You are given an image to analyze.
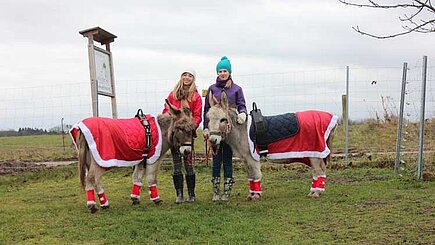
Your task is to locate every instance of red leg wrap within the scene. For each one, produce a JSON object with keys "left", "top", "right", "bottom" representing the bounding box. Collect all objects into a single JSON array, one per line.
[
  {"left": 149, "top": 184, "right": 160, "bottom": 200},
  {"left": 249, "top": 179, "right": 255, "bottom": 193},
  {"left": 98, "top": 192, "right": 109, "bottom": 206},
  {"left": 249, "top": 179, "right": 262, "bottom": 194},
  {"left": 311, "top": 175, "right": 326, "bottom": 192},
  {"left": 311, "top": 177, "right": 317, "bottom": 189},
  {"left": 86, "top": 189, "right": 96, "bottom": 205},
  {"left": 317, "top": 176, "right": 326, "bottom": 190},
  {"left": 131, "top": 184, "right": 141, "bottom": 197}
]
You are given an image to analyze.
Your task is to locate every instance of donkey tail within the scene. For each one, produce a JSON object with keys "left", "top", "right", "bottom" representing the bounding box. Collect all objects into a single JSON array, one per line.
[
  {"left": 325, "top": 125, "right": 337, "bottom": 165},
  {"left": 77, "top": 130, "right": 89, "bottom": 190}
]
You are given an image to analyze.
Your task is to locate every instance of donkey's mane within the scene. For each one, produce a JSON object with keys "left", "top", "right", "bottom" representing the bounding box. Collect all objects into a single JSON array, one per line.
[
  {"left": 209, "top": 104, "right": 238, "bottom": 123},
  {"left": 157, "top": 114, "right": 172, "bottom": 129},
  {"left": 227, "top": 108, "right": 238, "bottom": 123}
]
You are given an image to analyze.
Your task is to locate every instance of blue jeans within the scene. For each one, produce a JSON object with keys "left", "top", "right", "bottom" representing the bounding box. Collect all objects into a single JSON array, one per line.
[{"left": 212, "top": 142, "right": 233, "bottom": 178}]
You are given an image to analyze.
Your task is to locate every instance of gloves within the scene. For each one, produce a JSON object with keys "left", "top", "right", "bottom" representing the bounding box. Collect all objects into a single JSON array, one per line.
[
  {"left": 203, "top": 128, "right": 210, "bottom": 139},
  {"left": 237, "top": 112, "right": 247, "bottom": 124}
]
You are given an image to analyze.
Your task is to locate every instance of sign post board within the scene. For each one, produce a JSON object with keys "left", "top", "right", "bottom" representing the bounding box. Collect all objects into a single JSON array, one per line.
[{"left": 79, "top": 27, "right": 118, "bottom": 118}]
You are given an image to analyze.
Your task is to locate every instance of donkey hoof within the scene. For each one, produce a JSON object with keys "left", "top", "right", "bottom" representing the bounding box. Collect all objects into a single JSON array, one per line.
[
  {"left": 88, "top": 205, "right": 99, "bottom": 213},
  {"left": 247, "top": 193, "right": 261, "bottom": 201},
  {"left": 153, "top": 199, "right": 163, "bottom": 206},
  {"left": 131, "top": 197, "right": 140, "bottom": 205},
  {"left": 101, "top": 204, "right": 110, "bottom": 209},
  {"left": 310, "top": 192, "right": 321, "bottom": 198}
]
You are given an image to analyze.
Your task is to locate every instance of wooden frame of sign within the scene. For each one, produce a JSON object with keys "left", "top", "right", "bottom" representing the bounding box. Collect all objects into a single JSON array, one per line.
[{"left": 79, "top": 27, "right": 118, "bottom": 118}]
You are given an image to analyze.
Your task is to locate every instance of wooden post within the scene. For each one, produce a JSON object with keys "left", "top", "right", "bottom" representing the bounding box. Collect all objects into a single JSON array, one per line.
[
  {"left": 79, "top": 27, "right": 118, "bottom": 118},
  {"left": 341, "top": 94, "right": 347, "bottom": 124}
]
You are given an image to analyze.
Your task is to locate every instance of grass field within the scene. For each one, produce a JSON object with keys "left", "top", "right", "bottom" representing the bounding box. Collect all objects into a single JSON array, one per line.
[
  {"left": 0, "top": 121, "right": 434, "bottom": 244},
  {"left": 1, "top": 163, "right": 434, "bottom": 244}
]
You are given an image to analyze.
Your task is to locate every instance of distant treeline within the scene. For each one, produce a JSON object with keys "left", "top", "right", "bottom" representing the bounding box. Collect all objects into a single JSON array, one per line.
[{"left": 0, "top": 125, "right": 72, "bottom": 137}]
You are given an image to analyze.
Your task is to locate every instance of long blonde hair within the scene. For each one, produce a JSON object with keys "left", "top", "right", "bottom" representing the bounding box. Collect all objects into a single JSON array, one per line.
[{"left": 172, "top": 76, "right": 197, "bottom": 101}]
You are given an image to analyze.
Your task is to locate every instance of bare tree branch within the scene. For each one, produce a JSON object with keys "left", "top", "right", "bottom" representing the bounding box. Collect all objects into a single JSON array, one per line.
[{"left": 339, "top": 0, "right": 435, "bottom": 38}]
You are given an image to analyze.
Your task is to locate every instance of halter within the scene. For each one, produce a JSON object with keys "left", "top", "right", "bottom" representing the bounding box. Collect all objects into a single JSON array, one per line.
[
  {"left": 207, "top": 116, "right": 233, "bottom": 156},
  {"left": 210, "top": 117, "right": 232, "bottom": 138}
]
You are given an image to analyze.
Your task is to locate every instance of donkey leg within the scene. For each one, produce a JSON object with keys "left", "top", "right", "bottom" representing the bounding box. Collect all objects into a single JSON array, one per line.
[
  {"left": 131, "top": 164, "right": 146, "bottom": 205},
  {"left": 85, "top": 162, "right": 99, "bottom": 213},
  {"left": 145, "top": 161, "right": 163, "bottom": 205},
  {"left": 309, "top": 158, "right": 326, "bottom": 198},
  {"left": 93, "top": 164, "right": 109, "bottom": 209},
  {"left": 245, "top": 159, "right": 263, "bottom": 201}
]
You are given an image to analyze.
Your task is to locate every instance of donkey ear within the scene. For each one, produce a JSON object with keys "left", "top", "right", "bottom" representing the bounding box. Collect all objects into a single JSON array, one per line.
[
  {"left": 221, "top": 90, "right": 229, "bottom": 109},
  {"left": 180, "top": 99, "right": 190, "bottom": 110},
  {"left": 165, "top": 99, "right": 181, "bottom": 116},
  {"left": 208, "top": 90, "right": 218, "bottom": 107}
]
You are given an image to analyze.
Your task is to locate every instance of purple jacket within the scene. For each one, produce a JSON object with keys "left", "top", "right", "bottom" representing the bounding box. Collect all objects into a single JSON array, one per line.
[{"left": 203, "top": 78, "right": 247, "bottom": 129}]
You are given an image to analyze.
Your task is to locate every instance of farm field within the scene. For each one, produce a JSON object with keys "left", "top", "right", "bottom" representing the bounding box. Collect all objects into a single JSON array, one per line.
[
  {"left": 1, "top": 163, "right": 434, "bottom": 244},
  {"left": 0, "top": 121, "right": 434, "bottom": 244},
  {"left": 1, "top": 122, "right": 434, "bottom": 178}
]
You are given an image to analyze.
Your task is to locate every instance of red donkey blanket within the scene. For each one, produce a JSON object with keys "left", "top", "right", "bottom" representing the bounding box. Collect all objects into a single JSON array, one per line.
[
  {"left": 69, "top": 115, "right": 162, "bottom": 167},
  {"left": 248, "top": 110, "right": 338, "bottom": 161}
]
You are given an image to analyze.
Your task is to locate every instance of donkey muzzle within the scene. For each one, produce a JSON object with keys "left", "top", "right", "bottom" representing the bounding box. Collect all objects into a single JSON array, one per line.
[{"left": 180, "top": 143, "right": 192, "bottom": 154}]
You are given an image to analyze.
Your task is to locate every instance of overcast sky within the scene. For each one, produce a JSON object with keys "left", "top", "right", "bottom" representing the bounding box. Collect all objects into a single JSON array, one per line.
[{"left": 0, "top": 0, "right": 434, "bottom": 129}]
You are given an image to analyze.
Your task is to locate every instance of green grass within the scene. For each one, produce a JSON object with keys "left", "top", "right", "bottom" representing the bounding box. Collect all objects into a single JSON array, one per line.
[
  {"left": 1, "top": 164, "right": 434, "bottom": 244},
  {"left": 0, "top": 135, "right": 76, "bottom": 162}
]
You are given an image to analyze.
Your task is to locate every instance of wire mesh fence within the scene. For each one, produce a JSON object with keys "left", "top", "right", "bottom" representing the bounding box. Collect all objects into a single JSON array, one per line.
[{"left": 0, "top": 59, "right": 434, "bottom": 176}]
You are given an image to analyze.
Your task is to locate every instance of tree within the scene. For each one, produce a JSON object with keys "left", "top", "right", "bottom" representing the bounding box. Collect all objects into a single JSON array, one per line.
[{"left": 339, "top": 0, "right": 435, "bottom": 38}]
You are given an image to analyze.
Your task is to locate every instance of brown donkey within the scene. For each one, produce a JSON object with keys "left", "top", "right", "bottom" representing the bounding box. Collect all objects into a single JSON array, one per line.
[{"left": 70, "top": 100, "right": 196, "bottom": 213}]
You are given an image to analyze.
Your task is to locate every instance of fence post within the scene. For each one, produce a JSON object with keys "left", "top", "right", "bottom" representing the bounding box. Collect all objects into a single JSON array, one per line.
[
  {"left": 395, "top": 62, "right": 407, "bottom": 175},
  {"left": 417, "top": 56, "right": 428, "bottom": 180},
  {"left": 61, "top": 117, "right": 65, "bottom": 152},
  {"left": 344, "top": 66, "right": 349, "bottom": 166}
]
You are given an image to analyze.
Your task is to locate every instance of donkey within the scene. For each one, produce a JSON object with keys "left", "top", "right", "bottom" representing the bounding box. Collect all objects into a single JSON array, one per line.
[
  {"left": 206, "top": 91, "right": 338, "bottom": 200},
  {"left": 70, "top": 100, "right": 196, "bottom": 213}
]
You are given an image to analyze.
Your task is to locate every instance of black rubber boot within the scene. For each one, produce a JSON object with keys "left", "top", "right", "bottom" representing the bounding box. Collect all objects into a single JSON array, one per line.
[
  {"left": 172, "top": 174, "right": 184, "bottom": 204},
  {"left": 186, "top": 174, "right": 196, "bottom": 202}
]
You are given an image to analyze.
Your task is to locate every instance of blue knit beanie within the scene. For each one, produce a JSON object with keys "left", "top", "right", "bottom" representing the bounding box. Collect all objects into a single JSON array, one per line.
[{"left": 216, "top": 56, "right": 232, "bottom": 74}]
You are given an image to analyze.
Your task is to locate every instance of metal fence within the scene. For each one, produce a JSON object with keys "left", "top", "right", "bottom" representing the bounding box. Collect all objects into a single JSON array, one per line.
[{"left": 1, "top": 58, "right": 434, "bottom": 176}]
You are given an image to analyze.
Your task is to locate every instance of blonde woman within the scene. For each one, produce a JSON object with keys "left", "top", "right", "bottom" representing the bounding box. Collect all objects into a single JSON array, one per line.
[{"left": 163, "top": 69, "right": 202, "bottom": 204}]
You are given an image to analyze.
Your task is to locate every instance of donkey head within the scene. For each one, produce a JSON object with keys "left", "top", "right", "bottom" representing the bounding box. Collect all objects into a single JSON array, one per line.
[
  {"left": 165, "top": 99, "right": 196, "bottom": 154},
  {"left": 206, "top": 90, "right": 236, "bottom": 150}
]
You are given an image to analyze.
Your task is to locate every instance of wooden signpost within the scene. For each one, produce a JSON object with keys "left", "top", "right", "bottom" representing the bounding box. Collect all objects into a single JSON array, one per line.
[{"left": 79, "top": 27, "right": 118, "bottom": 118}]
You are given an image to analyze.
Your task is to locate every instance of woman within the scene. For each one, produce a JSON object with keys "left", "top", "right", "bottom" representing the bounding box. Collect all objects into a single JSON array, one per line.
[
  {"left": 163, "top": 69, "right": 202, "bottom": 204},
  {"left": 203, "top": 56, "right": 247, "bottom": 201}
]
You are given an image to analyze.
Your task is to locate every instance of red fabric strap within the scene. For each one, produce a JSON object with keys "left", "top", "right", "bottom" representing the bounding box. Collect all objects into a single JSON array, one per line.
[
  {"left": 149, "top": 185, "right": 160, "bottom": 200},
  {"left": 317, "top": 176, "right": 326, "bottom": 189},
  {"left": 311, "top": 175, "right": 326, "bottom": 190},
  {"left": 249, "top": 179, "right": 262, "bottom": 193},
  {"left": 132, "top": 184, "right": 141, "bottom": 196},
  {"left": 98, "top": 192, "right": 108, "bottom": 205},
  {"left": 86, "top": 189, "right": 95, "bottom": 202}
]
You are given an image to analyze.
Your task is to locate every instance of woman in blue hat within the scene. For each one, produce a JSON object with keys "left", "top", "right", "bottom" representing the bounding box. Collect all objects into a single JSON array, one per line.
[{"left": 203, "top": 56, "right": 247, "bottom": 201}]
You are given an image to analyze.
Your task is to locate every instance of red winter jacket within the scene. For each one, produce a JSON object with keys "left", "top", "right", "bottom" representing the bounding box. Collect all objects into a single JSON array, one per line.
[{"left": 162, "top": 90, "right": 203, "bottom": 128}]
